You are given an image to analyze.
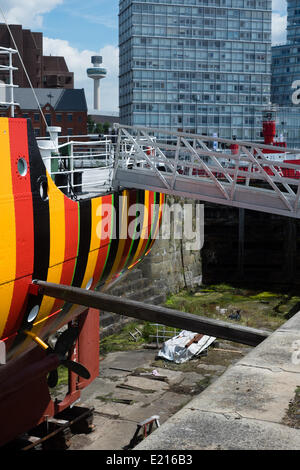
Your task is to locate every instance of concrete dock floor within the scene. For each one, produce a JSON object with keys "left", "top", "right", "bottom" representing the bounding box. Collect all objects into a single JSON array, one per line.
[
  {"left": 63, "top": 312, "right": 300, "bottom": 451},
  {"left": 135, "top": 312, "right": 300, "bottom": 450},
  {"left": 67, "top": 342, "right": 251, "bottom": 450}
]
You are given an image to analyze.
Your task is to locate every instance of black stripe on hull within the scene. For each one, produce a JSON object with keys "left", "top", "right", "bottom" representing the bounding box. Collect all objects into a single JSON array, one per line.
[
  {"left": 144, "top": 192, "right": 159, "bottom": 254},
  {"left": 47, "top": 197, "right": 93, "bottom": 326},
  {"left": 13, "top": 120, "right": 51, "bottom": 344},
  {"left": 124, "top": 189, "right": 144, "bottom": 269},
  {"left": 100, "top": 190, "right": 120, "bottom": 282},
  {"left": 72, "top": 199, "right": 92, "bottom": 288}
]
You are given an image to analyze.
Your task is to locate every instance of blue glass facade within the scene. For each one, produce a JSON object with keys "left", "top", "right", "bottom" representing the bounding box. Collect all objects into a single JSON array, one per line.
[
  {"left": 272, "top": 1, "right": 300, "bottom": 106},
  {"left": 119, "top": 0, "right": 272, "bottom": 140},
  {"left": 276, "top": 106, "right": 300, "bottom": 148},
  {"left": 287, "top": 0, "right": 300, "bottom": 44}
]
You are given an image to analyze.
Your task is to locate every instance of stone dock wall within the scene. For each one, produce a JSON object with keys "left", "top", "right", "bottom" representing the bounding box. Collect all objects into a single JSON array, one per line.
[
  {"left": 101, "top": 196, "right": 202, "bottom": 337},
  {"left": 202, "top": 203, "right": 300, "bottom": 287},
  {"left": 101, "top": 198, "right": 300, "bottom": 337}
]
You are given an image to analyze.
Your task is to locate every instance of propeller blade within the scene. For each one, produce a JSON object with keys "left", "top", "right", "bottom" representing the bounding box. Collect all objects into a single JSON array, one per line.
[
  {"left": 45, "top": 328, "right": 90, "bottom": 389},
  {"left": 47, "top": 369, "right": 59, "bottom": 388},
  {"left": 61, "top": 359, "right": 91, "bottom": 380},
  {"left": 54, "top": 327, "right": 79, "bottom": 358}
]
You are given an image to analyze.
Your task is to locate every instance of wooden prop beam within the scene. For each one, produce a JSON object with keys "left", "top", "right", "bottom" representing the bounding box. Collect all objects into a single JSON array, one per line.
[{"left": 34, "top": 281, "right": 270, "bottom": 347}]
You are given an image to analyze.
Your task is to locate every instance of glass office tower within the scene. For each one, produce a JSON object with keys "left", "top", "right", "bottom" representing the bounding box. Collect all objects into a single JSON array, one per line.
[
  {"left": 271, "top": 1, "right": 300, "bottom": 147},
  {"left": 272, "top": 0, "right": 300, "bottom": 106},
  {"left": 119, "top": 0, "right": 272, "bottom": 140},
  {"left": 287, "top": 0, "right": 300, "bottom": 44}
]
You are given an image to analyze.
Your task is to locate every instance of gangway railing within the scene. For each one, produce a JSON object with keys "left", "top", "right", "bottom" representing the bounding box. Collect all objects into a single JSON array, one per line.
[{"left": 113, "top": 124, "right": 300, "bottom": 219}]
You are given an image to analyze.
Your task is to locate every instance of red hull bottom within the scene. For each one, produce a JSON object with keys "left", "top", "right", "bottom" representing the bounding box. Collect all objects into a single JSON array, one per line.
[{"left": 0, "top": 308, "right": 99, "bottom": 447}]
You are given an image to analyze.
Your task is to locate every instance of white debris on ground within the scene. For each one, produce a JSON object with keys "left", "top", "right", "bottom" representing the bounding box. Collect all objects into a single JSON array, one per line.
[{"left": 157, "top": 330, "right": 216, "bottom": 364}]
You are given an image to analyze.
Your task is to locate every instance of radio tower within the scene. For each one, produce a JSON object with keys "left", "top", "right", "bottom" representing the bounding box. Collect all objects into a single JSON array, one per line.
[{"left": 87, "top": 56, "right": 107, "bottom": 110}]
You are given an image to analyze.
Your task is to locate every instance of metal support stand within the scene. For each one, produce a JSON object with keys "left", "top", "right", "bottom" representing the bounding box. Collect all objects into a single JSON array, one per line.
[
  {"left": 238, "top": 208, "right": 245, "bottom": 278},
  {"left": 125, "top": 415, "right": 160, "bottom": 449},
  {"left": 0, "top": 339, "right": 6, "bottom": 365},
  {"left": 0, "top": 307, "right": 100, "bottom": 447}
]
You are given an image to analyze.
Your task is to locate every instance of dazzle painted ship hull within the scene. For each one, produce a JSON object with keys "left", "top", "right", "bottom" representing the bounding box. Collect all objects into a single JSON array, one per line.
[{"left": 0, "top": 117, "right": 164, "bottom": 363}]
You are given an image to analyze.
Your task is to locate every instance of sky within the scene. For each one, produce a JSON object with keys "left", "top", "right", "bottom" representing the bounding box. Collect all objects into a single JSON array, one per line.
[{"left": 0, "top": 0, "right": 289, "bottom": 114}]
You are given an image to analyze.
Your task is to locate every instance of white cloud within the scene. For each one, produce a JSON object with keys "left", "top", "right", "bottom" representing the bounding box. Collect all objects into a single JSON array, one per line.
[
  {"left": 0, "top": 0, "right": 119, "bottom": 114},
  {"left": 43, "top": 37, "right": 119, "bottom": 113},
  {"left": 272, "top": 12, "right": 287, "bottom": 45},
  {"left": 0, "top": 0, "right": 63, "bottom": 28},
  {"left": 272, "top": 0, "right": 287, "bottom": 44}
]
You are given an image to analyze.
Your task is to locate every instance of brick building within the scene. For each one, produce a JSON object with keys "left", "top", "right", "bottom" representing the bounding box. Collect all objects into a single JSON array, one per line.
[
  {"left": 0, "top": 88, "right": 87, "bottom": 137},
  {"left": 0, "top": 24, "right": 73, "bottom": 89}
]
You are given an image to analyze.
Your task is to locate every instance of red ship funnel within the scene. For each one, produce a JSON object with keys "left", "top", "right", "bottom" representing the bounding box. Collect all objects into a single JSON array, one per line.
[
  {"left": 263, "top": 120, "right": 276, "bottom": 145},
  {"left": 230, "top": 143, "right": 239, "bottom": 155}
]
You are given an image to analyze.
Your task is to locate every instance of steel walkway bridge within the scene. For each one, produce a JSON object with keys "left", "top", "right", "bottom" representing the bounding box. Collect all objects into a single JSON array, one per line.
[
  {"left": 5, "top": 43, "right": 300, "bottom": 220},
  {"left": 112, "top": 124, "right": 300, "bottom": 219}
]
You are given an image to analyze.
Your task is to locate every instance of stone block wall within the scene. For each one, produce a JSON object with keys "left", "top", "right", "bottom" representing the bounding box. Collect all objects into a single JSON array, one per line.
[
  {"left": 202, "top": 203, "right": 299, "bottom": 287},
  {"left": 138, "top": 196, "right": 202, "bottom": 294}
]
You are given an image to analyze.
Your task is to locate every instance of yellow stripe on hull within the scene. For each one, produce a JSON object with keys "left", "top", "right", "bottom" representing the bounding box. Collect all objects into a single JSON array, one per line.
[
  {"left": 55, "top": 197, "right": 104, "bottom": 328},
  {"left": 19, "top": 175, "right": 66, "bottom": 354},
  {"left": 35, "top": 174, "right": 66, "bottom": 324},
  {"left": 0, "top": 119, "right": 16, "bottom": 337},
  {"left": 80, "top": 197, "right": 102, "bottom": 290},
  {"left": 131, "top": 190, "right": 150, "bottom": 264},
  {"left": 104, "top": 190, "right": 129, "bottom": 284}
]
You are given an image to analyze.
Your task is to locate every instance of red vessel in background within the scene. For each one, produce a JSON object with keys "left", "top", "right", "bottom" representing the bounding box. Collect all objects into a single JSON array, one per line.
[
  {"left": 191, "top": 108, "right": 300, "bottom": 181},
  {"left": 231, "top": 108, "right": 300, "bottom": 181},
  {"left": 261, "top": 109, "right": 300, "bottom": 179}
]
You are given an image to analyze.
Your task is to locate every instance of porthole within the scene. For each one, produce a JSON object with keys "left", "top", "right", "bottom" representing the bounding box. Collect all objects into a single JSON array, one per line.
[
  {"left": 17, "top": 157, "right": 28, "bottom": 177},
  {"left": 27, "top": 305, "right": 40, "bottom": 323},
  {"left": 39, "top": 179, "right": 48, "bottom": 201}
]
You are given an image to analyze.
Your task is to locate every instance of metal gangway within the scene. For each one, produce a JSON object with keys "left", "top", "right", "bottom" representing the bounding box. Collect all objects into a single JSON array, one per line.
[
  {"left": 113, "top": 124, "right": 300, "bottom": 219},
  {"left": 3, "top": 42, "right": 300, "bottom": 217}
]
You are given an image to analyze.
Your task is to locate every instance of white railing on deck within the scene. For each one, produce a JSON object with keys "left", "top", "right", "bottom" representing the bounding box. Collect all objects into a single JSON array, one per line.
[
  {"left": 0, "top": 46, "right": 19, "bottom": 116},
  {"left": 37, "top": 136, "right": 115, "bottom": 197},
  {"left": 37, "top": 132, "right": 159, "bottom": 198}
]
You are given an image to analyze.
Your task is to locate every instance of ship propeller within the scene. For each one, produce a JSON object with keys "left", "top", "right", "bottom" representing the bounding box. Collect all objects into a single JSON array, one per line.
[{"left": 47, "top": 326, "right": 91, "bottom": 388}]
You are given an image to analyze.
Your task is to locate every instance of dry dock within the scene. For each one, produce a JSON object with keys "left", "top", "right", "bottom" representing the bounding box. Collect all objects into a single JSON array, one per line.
[{"left": 134, "top": 311, "right": 300, "bottom": 450}]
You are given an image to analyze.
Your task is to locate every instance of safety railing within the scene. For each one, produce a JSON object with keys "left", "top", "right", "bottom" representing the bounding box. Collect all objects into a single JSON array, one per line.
[
  {"left": 0, "top": 46, "right": 19, "bottom": 116},
  {"left": 113, "top": 124, "right": 300, "bottom": 219},
  {"left": 37, "top": 131, "right": 159, "bottom": 199},
  {"left": 38, "top": 136, "right": 115, "bottom": 198}
]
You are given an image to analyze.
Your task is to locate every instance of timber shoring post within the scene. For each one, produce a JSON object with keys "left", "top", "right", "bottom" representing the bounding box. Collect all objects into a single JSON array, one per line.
[{"left": 34, "top": 280, "right": 270, "bottom": 347}]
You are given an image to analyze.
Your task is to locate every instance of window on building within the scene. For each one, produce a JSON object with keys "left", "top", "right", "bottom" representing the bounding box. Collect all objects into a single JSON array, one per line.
[{"left": 45, "top": 114, "right": 51, "bottom": 126}]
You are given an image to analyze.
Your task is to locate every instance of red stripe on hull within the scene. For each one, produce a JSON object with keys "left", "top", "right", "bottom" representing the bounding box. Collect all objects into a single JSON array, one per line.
[
  {"left": 93, "top": 194, "right": 113, "bottom": 284},
  {"left": 117, "top": 189, "right": 137, "bottom": 271},
  {"left": 51, "top": 195, "right": 79, "bottom": 313},
  {"left": 3, "top": 119, "right": 34, "bottom": 337},
  {"left": 138, "top": 190, "right": 155, "bottom": 259}
]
